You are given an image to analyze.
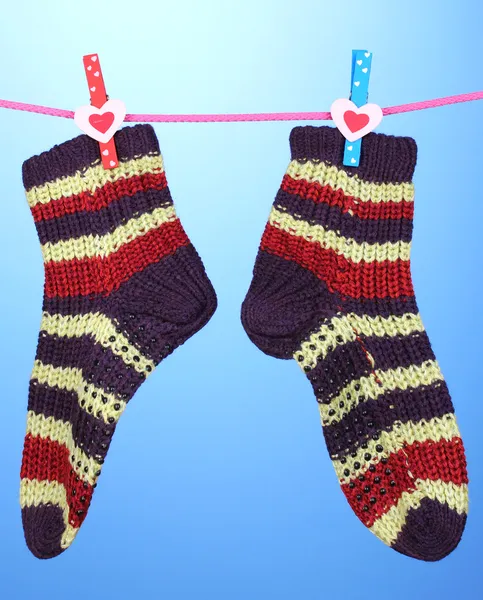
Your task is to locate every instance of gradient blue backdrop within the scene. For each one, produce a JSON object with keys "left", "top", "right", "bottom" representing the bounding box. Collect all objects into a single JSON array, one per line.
[{"left": 0, "top": 1, "right": 482, "bottom": 598}]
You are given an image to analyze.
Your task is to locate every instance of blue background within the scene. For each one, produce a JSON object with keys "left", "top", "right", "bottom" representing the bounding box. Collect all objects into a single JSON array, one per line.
[{"left": 0, "top": 1, "right": 482, "bottom": 598}]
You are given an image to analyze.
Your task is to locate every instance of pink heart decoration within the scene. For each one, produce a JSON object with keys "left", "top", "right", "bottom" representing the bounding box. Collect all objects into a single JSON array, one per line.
[
  {"left": 330, "top": 99, "right": 383, "bottom": 142},
  {"left": 74, "top": 99, "right": 126, "bottom": 143}
]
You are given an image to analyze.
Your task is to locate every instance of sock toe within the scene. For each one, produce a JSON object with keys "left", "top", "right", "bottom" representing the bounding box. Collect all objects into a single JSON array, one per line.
[
  {"left": 391, "top": 498, "right": 467, "bottom": 561},
  {"left": 22, "top": 505, "right": 67, "bottom": 559}
]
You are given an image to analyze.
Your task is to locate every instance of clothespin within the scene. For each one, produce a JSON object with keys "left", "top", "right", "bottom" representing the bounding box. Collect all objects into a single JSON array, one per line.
[
  {"left": 343, "top": 50, "right": 372, "bottom": 166},
  {"left": 331, "top": 50, "right": 383, "bottom": 167},
  {"left": 74, "top": 54, "right": 126, "bottom": 170}
]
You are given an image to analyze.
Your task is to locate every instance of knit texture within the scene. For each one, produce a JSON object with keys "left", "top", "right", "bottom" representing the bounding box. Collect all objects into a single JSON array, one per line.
[
  {"left": 20, "top": 124, "right": 217, "bottom": 558},
  {"left": 241, "top": 125, "right": 468, "bottom": 561}
]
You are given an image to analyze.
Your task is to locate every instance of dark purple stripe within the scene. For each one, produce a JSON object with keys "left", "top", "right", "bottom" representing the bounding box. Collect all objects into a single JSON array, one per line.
[
  {"left": 339, "top": 296, "right": 419, "bottom": 318},
  {"left": 274, "top": 189, "right": 413, "bottom": 244},
  {"left": 35, "top": 187, "right": 174, "bottom": 245},
  {"left": 23, "top": 124, "right": 161, "bottom": 190},
  {"left": 307, "top": 339, "right": 373, "bottom": 403},
  {"left": 359, "top": 331, "right": 436, "bottom": 372},
  {"left": 392, "top": 498, "right": 467, "bottom": 561},
  {"left": 322, "top": 380, "right": 454, "bottom": 457},
  {"left": 28, "top": 382, "right": 115, "bottom": 460},
  {"left": 35, "top": 331, "right": 144, "bottom": 398},
  {"left": 307, "top": 330, "right": 435, "bottom": 380},
  {"left": 289, "top": 126, "right": 417, "bottom": 184},
  {"left": 42, "top": 295, "right": 101, "bottom": 318}
]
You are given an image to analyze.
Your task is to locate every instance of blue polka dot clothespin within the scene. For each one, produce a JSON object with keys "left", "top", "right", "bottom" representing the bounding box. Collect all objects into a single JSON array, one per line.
[{"left": 331, "top": 50, "right": 383, "bottom": 167}]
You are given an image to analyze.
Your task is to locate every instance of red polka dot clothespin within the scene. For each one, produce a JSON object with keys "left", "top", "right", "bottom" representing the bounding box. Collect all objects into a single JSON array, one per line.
[{"left": 74, "top": 54, "right": 126, "bottom": 170}]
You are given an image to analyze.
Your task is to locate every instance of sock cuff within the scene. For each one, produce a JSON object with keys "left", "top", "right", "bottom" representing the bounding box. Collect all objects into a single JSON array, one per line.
[
  {"left": 22, "top": 124, "right": 161, "bottom": 190},
  {"left": 289, "top": 126, "right": 417, "bottom": 184}
]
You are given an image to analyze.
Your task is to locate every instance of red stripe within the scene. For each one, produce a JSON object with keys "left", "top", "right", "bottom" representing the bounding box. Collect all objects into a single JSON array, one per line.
[
  {"left": 341, "top": 437, "right": 467, "bottom": 527},
  {"left": 30, "top": 171, "right": 168, "bottom": 223},
  {"left": 44, "top": 219, "right": 190, "bottom": 298},
  {"left": 21, "top": 433, "right": 95, "bottom": 528},
  {"left": 261, "top": 224, "right": 414, "bottom": 299},
  {"left": 281, "top": 174, "right": 414, "bottom": 220}
]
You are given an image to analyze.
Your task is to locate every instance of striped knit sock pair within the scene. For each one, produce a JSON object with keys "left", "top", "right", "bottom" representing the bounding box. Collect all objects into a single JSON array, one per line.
[{"left": 20, "top": 124, "right": 468, "bottom": 562}]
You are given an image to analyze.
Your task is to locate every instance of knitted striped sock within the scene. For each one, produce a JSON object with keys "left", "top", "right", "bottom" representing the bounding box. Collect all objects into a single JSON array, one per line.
[
  {"left": 20, "top": 124, "right": 217, "bottom": 559},
  {"left": 241, "top": 126, "right": 468, "bottom": 561}
]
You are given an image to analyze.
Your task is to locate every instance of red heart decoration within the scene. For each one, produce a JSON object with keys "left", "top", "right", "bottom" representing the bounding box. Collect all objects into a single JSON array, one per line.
[
  {"left": 344, "top": 111, "right": 370, "bottom": 133},
  {"left": 88, "top": 111, "right": 115, "bottom": 134}
]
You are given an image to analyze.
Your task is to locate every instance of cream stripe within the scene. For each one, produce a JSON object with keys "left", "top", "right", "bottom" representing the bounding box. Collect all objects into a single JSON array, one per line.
[
  {"left": 26, "top": 154, "right": 165, "bottom": 207},
  {"left": 287, "top": 160, "right": 415, "bottom": 203},
  {"left": 370, "top": 480, "right": 468, "bottom": 545},
  {"left": 40, "top": 312, "right": 155, "bottom": 374},
  {"left": 346, "top": 312, "right": 425, "bottom": 338},
  {"left": 31, "top": 360, "right": 126, "bottom": 425},
  {"left": 26, "top": 411, "right": 101, "bottom": 485},
  {"left": 20, "top": 478, "right": 79, "bottom": 549},
  {"left": 333, "top": 414, "right": 461, "bottom": 484},
  {"left": 269, "top": 207, "right": 411, "bottom": 264},
  {"left": 296, "top": 312, "right": 425, "bottom": 371},
  {"left": 319, "top": 360, "right": 444, "bottom": 426},
  {"left": 41, "top": 205, "right": 177, "bottom": 263}
]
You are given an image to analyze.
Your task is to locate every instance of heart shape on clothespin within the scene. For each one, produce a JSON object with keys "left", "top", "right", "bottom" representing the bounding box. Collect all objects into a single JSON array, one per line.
[
  {"left": 74, "top": 99, "right": 126, "bottom": 144},
  {"left": 331, "top": 98, "right": 383, "bottom": 143},
  {"left": 89, "top": 111, "right": 114, "bottom": 133}
]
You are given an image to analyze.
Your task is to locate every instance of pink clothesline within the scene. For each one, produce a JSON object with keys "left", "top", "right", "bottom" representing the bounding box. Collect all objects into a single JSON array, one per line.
[{"left": 0, "top": 91, "right": 482, "bottom": 123}]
